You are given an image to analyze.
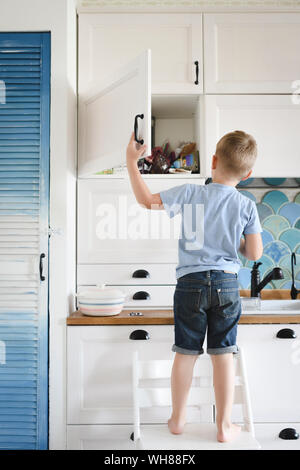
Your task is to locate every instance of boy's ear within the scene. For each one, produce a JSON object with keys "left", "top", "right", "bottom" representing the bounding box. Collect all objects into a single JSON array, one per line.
[
  {"left": 211, "top": 154, "right": 217, "bottom": 170},
  {"left": 240, "top": 169, "right": 253, "bottom": 181}
]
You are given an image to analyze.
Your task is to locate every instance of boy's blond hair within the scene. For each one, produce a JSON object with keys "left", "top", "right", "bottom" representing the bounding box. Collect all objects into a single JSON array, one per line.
[{"left": 215, "top": 130, "right": 257, "bottom": 179}]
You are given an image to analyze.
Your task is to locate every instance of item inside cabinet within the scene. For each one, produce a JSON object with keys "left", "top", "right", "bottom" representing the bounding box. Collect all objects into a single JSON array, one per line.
[{"left": 139, "top": 94, "right": 201, "bottom": 174}]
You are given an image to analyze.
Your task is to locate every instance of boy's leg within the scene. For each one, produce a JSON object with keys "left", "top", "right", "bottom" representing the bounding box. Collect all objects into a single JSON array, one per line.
[
  {"left": 210, "top": 353, "right": 241, "bottom": 442},
  {"left": 168, "top": 352, "right": 198, "bottom": 434}
]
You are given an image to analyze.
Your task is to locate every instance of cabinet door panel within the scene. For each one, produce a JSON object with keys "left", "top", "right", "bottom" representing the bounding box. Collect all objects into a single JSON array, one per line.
[
  {"left": 204, "top": 13, "right": 300, "bottom": 93},
  {"left": 234, "top": 325, "right": 300, "bottom": 423},
  {"left": 204, "top": 95, "right": 300, "bottom": 177},
  {"left": 77, "top": 179, "right": 194, "bottom": 264},
  {"left": 78, "top": 49, "right": 151, "bottom": 176},
  {"left": 67, "top": 325, "right": 209, "bottom": 425},
  {"left": 79, "top": 13, "right": 203, "bottom": 94}
]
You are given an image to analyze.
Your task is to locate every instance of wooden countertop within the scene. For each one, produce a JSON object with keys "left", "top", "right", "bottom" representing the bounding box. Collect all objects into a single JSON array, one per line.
[
  {"left": 67, "top": 309, "right": 300, "bottom": 325},
  {"left": 67, "top": 290, "right": 300, "bottom": 325}
]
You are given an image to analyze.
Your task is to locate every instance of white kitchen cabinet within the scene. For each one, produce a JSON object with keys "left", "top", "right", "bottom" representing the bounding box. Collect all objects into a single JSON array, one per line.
[
  {"left": 204, "top": 95, "right": 300, "bottom": 177},
  {"left": 77, "top": 178, "right": 204, "bottom": 264},
  {"left": 234, "top": 324, "right": 300, "bottom": 423},
  {"left": 204, "top": 13, "right": 300, "bottom": 93},
  {"left": 79, "top": 13, "right": 203, "bottom": 95},
  {"left": 67, "top": 325, "right": 209, "bottom": 425}
]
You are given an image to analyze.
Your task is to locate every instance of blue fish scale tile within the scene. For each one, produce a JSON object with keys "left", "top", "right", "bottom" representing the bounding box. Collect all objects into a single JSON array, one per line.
[
  {"left": 261, "top": 229, "right": 274, "bottom": 246},
  {"left": 263, "top": 240, "right": 291, "bottom": 264},
  {"left": 262, "top": 190, "right": 288, "bottom": 213},
  {"left": 262, "top": 215, "right": 290, "bottom": 238},
  {"left": 294, "top": 218, "right": 300, "bottom": 230},
  {"left": 237, "top": 267, "right": 251, "bottom": 289},
  {"left": 294, "top": 192, "right": 300, "bottom": 205},
  {"left": 278, "top": 202, "right": 300, "bottom": 226},
  {"left": 279, "top": 228, "right": 300, "bottom": 252},
  {"left": 280, "top": 254, "right": 300, "bottom": 275},
  {"left": 256, "top": 203, "right": 273, "bottom": 223}
]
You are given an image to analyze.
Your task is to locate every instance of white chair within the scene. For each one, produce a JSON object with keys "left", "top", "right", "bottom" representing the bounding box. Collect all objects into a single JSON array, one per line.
[{"left": 131, "top": 348, "right": 261, "bottom": 450}]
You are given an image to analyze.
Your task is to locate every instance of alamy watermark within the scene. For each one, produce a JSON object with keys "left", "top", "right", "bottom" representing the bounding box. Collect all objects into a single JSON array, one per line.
[{"left": 95, "top": 197, "right": 204, "bottom": 251}]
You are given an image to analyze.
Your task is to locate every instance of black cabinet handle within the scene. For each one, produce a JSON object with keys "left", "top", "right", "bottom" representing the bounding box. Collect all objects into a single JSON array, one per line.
[
  {"left": 279, "top": 428, "right": 299, "bottom": 440},
  {"left": 276, "top": 328, "right": 297, "bottom": 339},
  {"left": 134, "top": 114, "right": 144, "bottom": 145},
  {"left": 39, "top": 253, "right": 46, "bottom": 281},
  {"left": 194, "top": 60, "right": 199, "bottom": 85},
  {"left": 129, "top": 329, "right": 150, "bottom": 340},
  {"left": 132, "top": 291, "right": 150, "bottom": 300},
  {"left": 132, "top": 269, "right": 150, "bottom": 279}
]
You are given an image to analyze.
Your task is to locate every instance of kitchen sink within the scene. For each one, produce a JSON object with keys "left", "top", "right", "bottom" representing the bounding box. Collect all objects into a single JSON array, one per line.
[{"left": 241, "top": 298, "right": 300, "bottom": 314}]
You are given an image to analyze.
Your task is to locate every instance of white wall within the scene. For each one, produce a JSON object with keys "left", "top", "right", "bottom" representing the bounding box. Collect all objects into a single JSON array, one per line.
[{"left": 0, "top": 0, "right": 77, "bottom": 450}]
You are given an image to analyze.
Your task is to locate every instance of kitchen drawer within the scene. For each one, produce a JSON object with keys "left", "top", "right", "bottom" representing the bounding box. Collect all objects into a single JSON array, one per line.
[
  {"left": 77, "top": 263, "right": 177, "bottom": 286},
  {"left": 77, "top": 284, "right": 176, "bottom": 308},
  {"left": 67, "top": 425, "right": 135, "bottom": 450}
]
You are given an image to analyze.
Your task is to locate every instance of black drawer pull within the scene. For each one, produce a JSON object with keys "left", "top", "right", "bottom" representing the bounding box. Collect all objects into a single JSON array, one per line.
[
  {"left": 276, "top": 328, "right": 297, "bottom": 339},
  {"left": 132, "top": 269, "right": 150, "bottom": 279},
  {"left": 39, "top": 253, "right": 46, "bottom": 281},
  {"left": 133, "top": 291, "right": 150, "bottom": 300},
  {"left": 129, "top": 329, "right": 150, "bottom": 340},
  {"left": 279, "top": 428, "right": 299, "bottom": 440},
  {"left": 134, "top": 114, "right": 144, "bottom": 145},
  {"left": 194, "top": 60, "right": 199, "bottom": 85}
]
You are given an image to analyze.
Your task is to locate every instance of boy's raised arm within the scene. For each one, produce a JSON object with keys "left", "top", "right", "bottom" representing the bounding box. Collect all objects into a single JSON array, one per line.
[{"left": 126, "top": 132, "right": 163, "bottom": 210}]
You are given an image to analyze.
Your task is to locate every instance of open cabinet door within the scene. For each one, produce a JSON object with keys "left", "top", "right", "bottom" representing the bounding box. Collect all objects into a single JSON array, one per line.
[{"left": 78, "top": 49, "right": 151, "bottom": 177}]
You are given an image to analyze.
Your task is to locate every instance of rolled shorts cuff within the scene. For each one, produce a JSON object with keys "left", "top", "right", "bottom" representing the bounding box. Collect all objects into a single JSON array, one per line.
[
  {"left": 172, "top": 344, "right": 204, "bottom": 355},
  {"left": 207, "top": 345, "right": 239, "bottom": 355}
]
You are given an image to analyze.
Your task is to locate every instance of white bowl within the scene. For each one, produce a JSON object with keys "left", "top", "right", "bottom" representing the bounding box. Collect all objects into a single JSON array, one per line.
[{"left": 76, "top": 284, "right": 126, "bottom": 316}]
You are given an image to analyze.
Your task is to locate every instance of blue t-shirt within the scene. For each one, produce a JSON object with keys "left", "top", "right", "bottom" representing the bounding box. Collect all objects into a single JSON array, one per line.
[{"left": 159, "top": 182, "right": 263, "bottom": 279}]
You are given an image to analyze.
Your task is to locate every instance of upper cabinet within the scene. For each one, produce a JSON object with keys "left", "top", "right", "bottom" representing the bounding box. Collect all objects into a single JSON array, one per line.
[
  {"left": 204, "top": 13, "right": 300, "bottom": 93},
  {"left": 204, "top": 95, "right": 300, "bottom": 177},
  {"left": 78, "top": 49, "right": 151, "bottom": 177},
  {"left": 79, "top": 13, "right": 203, "bottom": 95}
]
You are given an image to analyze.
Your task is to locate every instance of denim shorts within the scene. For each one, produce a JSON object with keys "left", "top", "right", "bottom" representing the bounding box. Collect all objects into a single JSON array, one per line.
[{"left": 172, "top": 270, "right": 242, "bottom": 355}]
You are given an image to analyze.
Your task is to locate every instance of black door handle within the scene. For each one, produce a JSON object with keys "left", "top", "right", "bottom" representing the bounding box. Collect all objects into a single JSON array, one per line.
[
  {"left": 194, "top": 60, "right": 199, "bottom": 85},
  {"left": 129, "top": 329, "right": 150, "bottom": 340},
  {"left": 276, "top": 328, "right": 297, "bottom": 339},
  {"left": 279, "top": 428, "right": 299, "bottom": 440},
  {"left": 134, "top": 114, "right": 144, "bottom": 145},
  {"left": 132, "top": 269, "right": 150, "bottom": 279},
  {"left": 132, "top": 291, "right": 150, "bottom": 300},
  {"left": 39, "top": 253, "right": 46, "bottom": 281}
]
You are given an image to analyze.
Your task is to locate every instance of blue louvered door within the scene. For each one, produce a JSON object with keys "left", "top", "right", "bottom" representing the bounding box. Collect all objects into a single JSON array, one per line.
[{"left": 0, "top": 33, "right": 50, "bottom": 450}]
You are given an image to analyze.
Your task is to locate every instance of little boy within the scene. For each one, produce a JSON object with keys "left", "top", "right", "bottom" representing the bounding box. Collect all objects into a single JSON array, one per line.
[{"left": 126, "top": 130, "right": 263, "bottom": 443}]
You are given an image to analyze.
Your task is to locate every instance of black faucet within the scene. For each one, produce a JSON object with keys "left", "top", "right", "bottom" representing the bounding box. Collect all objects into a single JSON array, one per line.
[
  {"left": 250, "top": 262, "right": 284, "bottom": 297},
  {"left": 291, "top": 253, "right": 300, "bottom": 299}
]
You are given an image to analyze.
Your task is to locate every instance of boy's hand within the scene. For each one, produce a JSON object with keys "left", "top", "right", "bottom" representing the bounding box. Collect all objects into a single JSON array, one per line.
[{"left": 126, "top": 131, "right": 147, "bottom": 164}]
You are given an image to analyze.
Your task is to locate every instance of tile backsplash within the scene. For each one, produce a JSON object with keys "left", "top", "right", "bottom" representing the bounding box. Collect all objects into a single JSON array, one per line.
[{"left": 236, "top": 178, "right": 300, "bottom": 290}]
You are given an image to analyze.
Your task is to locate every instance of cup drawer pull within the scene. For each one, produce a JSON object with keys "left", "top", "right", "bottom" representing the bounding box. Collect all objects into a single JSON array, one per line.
[
  {"left": 129, "top": 329, "right": 150, "bottom": 340},
  {"left": 276, "top": 328, "right": 297, "bottom": 339},
  {"left": 132, "top": 291, "right": 150, "bottom": 300},
  {"left": 132, "top": 269, "right": 150, "bottom": 279},
  {"left": 279, "top": 428, "right": 299, "bottom": 440}
]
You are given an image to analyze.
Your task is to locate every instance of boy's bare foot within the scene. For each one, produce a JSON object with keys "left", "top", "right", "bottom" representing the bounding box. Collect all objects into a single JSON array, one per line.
[
  {"left": 217, "top": 423, "right": 242, "bottom": 443},
  {"left": 168, "top": 417, "right": 185, "bottom": 435}
]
